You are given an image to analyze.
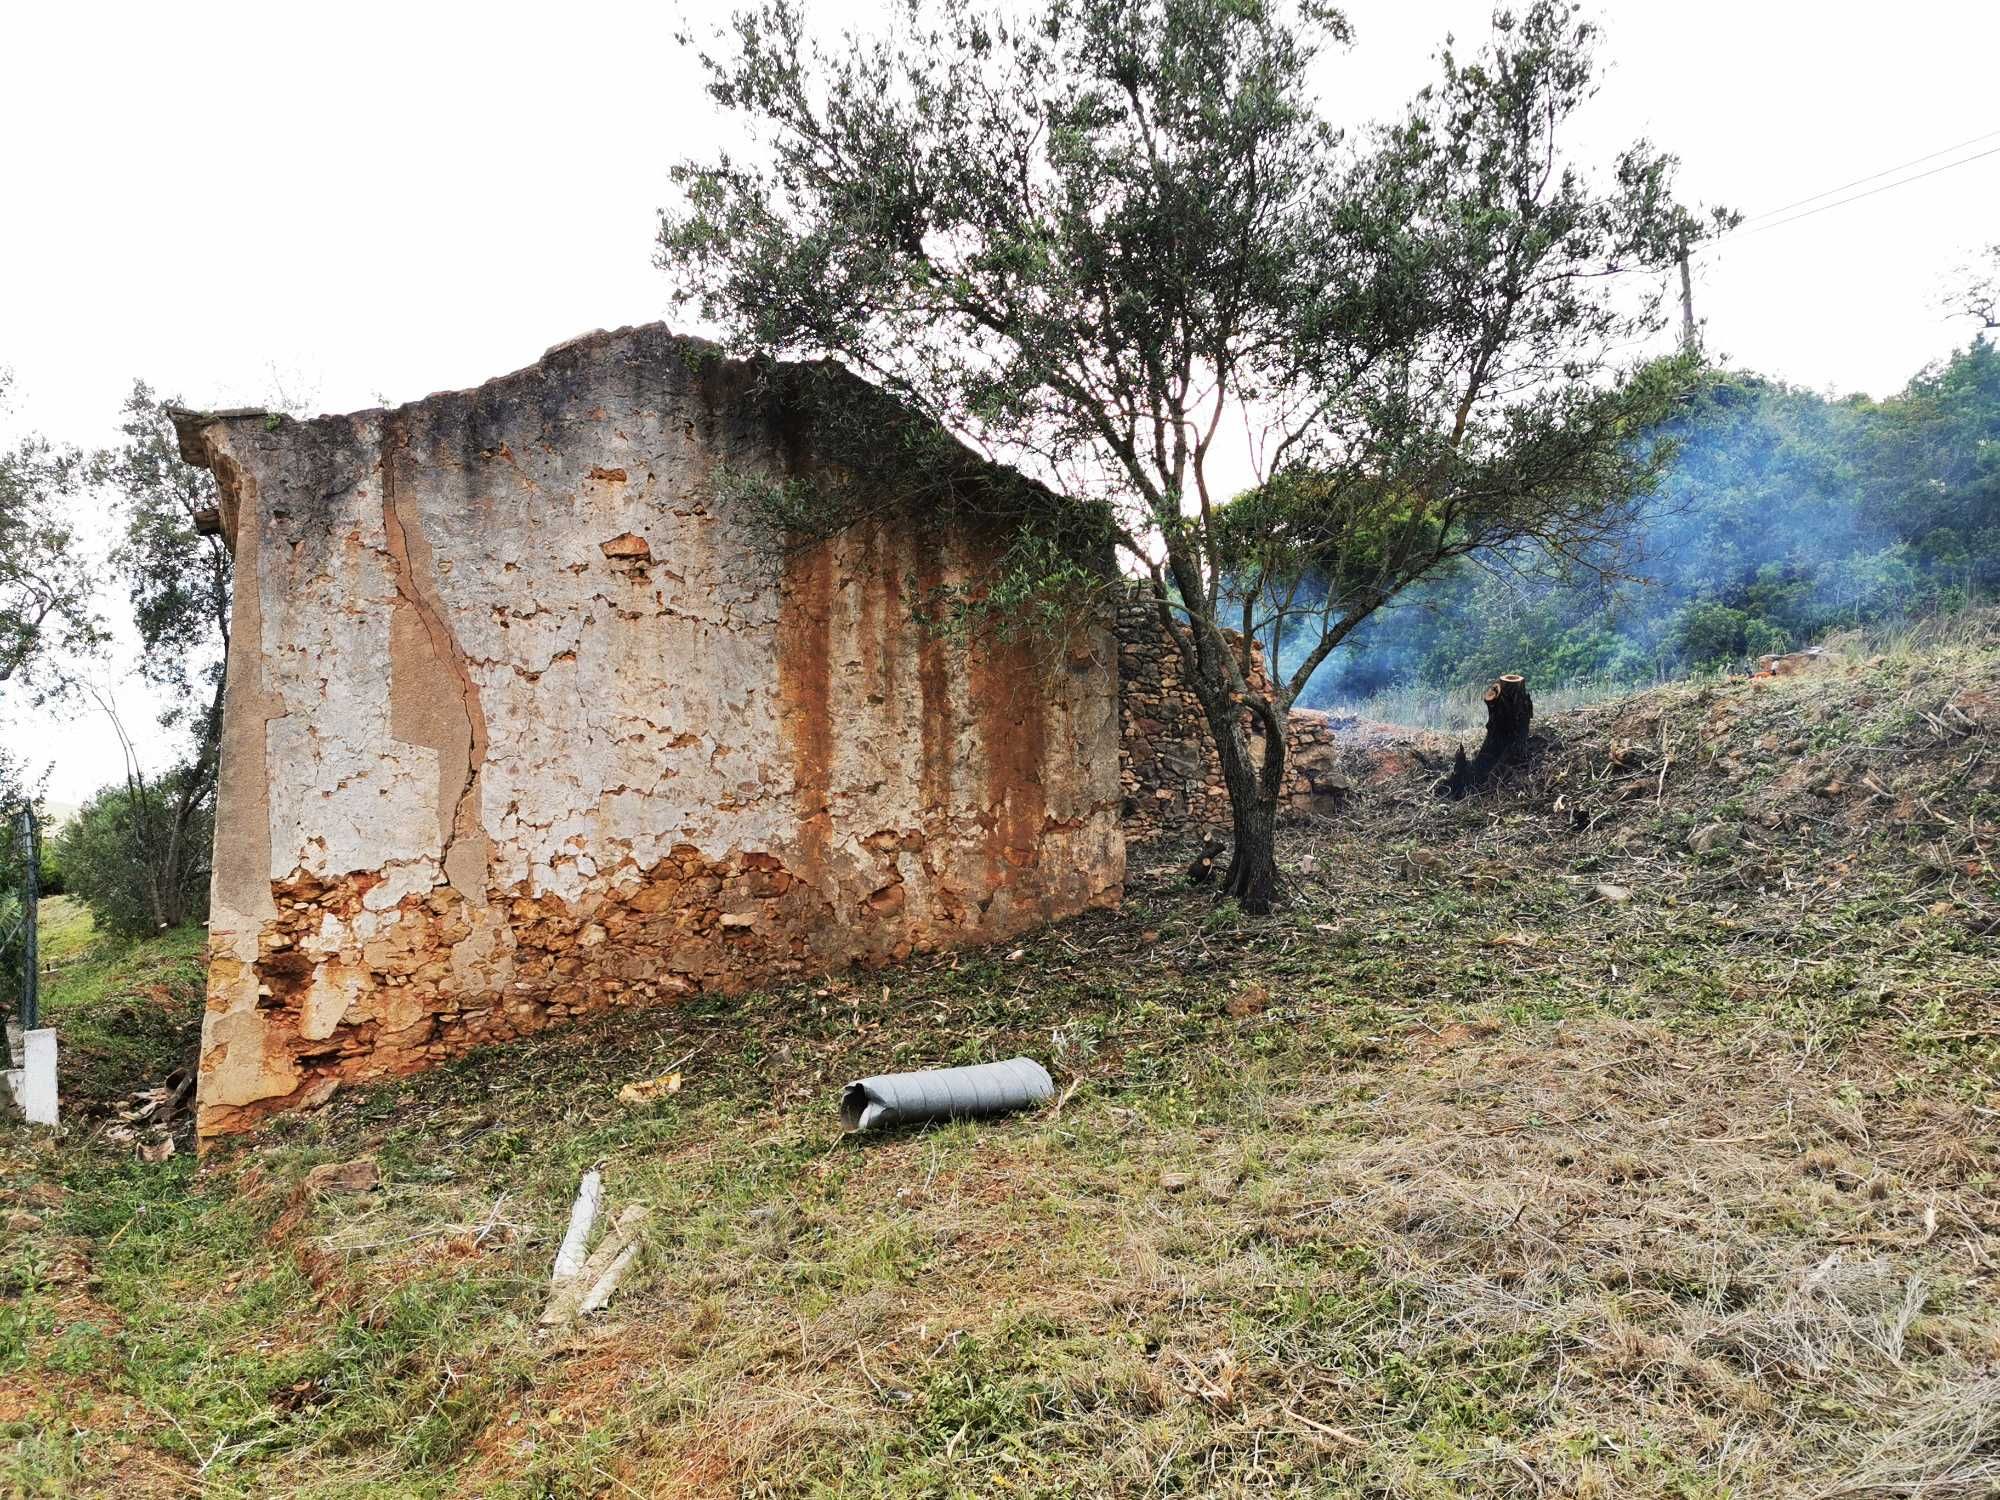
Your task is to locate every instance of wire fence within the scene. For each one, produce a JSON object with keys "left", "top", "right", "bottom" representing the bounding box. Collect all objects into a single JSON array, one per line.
[{"left": 0, "top": 805, "right": 39, "bottom": 1032}]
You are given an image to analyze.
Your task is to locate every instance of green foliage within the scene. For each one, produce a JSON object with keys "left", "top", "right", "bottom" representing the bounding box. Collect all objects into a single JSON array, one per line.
[
  {"left": 664, "top": 1, "right": 1717, "bottom": 666},
  {"left": 918, "top": 504, "right": 1124, "bottom": 654},
  {"left": 1675, "top": 600, "right": 1760, "bottom": 664},
  {"left": 30, "top": 831, "right": 63, "bottom": 897},
  {"left": 1295, "top": 340, "right": 2000, "bottom": 702},
  {"left": 0, "top": 371, "right": 98, "bottom": 696},
  {"left": 662, "top": 0, "right": 1724, "bottom": 901},
  {"left": 36, "top": 382, "right": 233, "bottom": 947},
  {"left": 1688, "top": 607, "right": 1790, "bottom": 664},
  {"left": 707, "top": 358, "right": 1127, "bottom": 654},
  {"left": 51, "top": 773, "right": 211, "bottom": 938},
  {"left": 90, "top": 381, "right": 231, "bottom": 737}
]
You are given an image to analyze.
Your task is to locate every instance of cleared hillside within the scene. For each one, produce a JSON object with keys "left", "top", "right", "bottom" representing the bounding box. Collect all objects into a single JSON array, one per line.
[{"left": 4, "top": 611, "right": 1996, "bottom": 1498}]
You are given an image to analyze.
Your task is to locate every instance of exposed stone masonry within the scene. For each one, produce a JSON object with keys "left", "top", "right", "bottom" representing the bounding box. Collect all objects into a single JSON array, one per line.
[
  {"left": 1115, "top": 589, "right": 1344, "bottom": 831},
  {"left": 171, "top": 320, "right": 1371, "bottom": 1140}
]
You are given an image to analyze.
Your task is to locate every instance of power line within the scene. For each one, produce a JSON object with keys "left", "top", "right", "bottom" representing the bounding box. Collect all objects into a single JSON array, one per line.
[
  {"left": 1696, "top": 142, "right": 2000, "bottom": 254},
  {"left": 1708, "top": 142, "right": 2000, "bottom": 247},
  {"left": 1734, "top": 126, "right": 2000, "bottom": 227}
]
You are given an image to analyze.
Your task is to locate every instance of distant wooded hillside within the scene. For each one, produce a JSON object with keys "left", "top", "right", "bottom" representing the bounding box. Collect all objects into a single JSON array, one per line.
[{"left": 1291, "top": 339, "right": 2000, "bottom": 706}]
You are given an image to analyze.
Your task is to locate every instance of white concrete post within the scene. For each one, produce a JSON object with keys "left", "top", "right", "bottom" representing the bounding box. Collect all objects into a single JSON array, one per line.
[{"left": 19, "top": 1028, "right": 57, "bottom": 1126}]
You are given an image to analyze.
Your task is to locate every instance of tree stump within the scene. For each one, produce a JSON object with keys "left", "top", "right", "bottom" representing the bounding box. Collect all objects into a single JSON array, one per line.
[
  {"left": 1443, "top": 674, "right": 1534, "bottom": 799},
  {"left": 1185, "top": 833, "right": 1226, "bottom": 885}
]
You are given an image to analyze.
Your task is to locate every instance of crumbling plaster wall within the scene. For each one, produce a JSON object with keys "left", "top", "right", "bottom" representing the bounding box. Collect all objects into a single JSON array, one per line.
[{"left": 177, "top": 325, "right": 1122, "bottom": 1140}]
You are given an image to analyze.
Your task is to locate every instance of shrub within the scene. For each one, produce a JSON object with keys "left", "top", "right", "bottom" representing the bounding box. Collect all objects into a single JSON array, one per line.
[
  {"left": 53, "top": 773, "right": 211, "bottom": 939},
  {"left": 1675, "top": 601, "right": 1752, "bottom": 666}
]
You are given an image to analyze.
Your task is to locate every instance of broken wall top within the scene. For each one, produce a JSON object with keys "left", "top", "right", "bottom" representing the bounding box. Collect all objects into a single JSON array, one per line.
[{"left": 170, "top": 324, "right": 1069, "bottom": 556}]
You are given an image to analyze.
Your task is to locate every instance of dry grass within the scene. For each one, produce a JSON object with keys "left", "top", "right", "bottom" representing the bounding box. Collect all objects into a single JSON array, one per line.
[
  {"left": 1327, "top": 670, "right": 1658, "bottom": 734},
  {"left": 4, "top": 608, "right": 1997, "bottom": 1497}
]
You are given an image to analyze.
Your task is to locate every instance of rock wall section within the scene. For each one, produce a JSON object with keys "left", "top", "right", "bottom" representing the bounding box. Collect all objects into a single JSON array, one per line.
[
  {"left": 1115, "top": 590, "right": 1343, "bottom": 831},
  {"left": 176, "top": 326, "right": 1123, "bottom": 1140}
]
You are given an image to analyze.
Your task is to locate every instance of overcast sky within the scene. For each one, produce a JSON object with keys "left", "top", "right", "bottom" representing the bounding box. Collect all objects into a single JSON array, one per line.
[{"left": 4, "top": 0, "right": 1997, "bottom": 804}]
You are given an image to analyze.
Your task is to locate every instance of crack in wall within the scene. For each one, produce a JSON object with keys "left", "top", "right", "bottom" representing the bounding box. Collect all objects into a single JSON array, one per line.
[{"left": 379, "top": 415, "right": 491, "bottom": 899}]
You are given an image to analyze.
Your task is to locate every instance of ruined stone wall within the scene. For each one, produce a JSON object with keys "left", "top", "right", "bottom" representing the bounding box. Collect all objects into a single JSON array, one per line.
[
  {"left": 177, "top": 325, "right": 1123, "bottom": 1140},
  {"left": 1115, "top": 590, "right": 1342, "bottom": 831}
]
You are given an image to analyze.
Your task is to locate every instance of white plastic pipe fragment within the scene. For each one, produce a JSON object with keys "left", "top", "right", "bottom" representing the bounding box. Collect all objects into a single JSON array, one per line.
[
  {"left": 550, "top": 1168, "right": 603, "bottom": 1284},
  {"left": 577, "top": 1236, "right": 644, "bottom": 1316},
  {"left": 542, "top": 1204, "right": 650, "bottom": 1327},
  {"left": 840, "top": 1057, "right": 1054, "bottom": 1132}
]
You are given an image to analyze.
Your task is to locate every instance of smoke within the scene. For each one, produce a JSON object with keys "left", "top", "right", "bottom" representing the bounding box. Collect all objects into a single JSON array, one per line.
[{"left": 1280, "top": 347, "right": 2000, "bottom": 709}]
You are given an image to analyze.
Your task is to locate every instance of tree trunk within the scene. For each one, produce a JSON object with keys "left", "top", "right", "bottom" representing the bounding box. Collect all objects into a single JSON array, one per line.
[
  {"left": 1207, "top": 697, "right": 1284, "bottom": 915},
  {"left": 1219, "top": 790, "right": 1280, "bottom": 913},
  {"left": 1141, "top": 568, "right": 1285, "bottom": 914},
  {"left": 1444, "top": 674, "right": 1534, "bottom": 799}
]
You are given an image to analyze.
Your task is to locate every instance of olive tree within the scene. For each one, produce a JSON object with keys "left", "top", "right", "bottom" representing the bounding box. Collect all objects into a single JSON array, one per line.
[
  {"left": 0, "top": 370, "right": 97, "bottom": 695},
  {"left": 67, "top": 381, "right": 233, "bottom": 936},
  {"left": 660, "top": 0, "right": 1726, "bottom": 910}
]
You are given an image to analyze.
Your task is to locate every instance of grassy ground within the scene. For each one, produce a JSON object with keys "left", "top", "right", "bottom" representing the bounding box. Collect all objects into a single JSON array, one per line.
[
  {"left": 3, "top": 613, "right": 1996, "bottom": 1498},
  {"left": 34, "top": 896, "right": 97, "bottom": 968},
  {"left": 21, "top": 898, "right": 205, "bottom": 1116}
]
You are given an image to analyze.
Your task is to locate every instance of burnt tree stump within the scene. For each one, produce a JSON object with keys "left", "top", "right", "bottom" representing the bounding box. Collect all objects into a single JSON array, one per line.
[
  {"left": 1186, "top": 833, "right": 1226, "bottom": 885},
  {"left": 1443, "top": 674, "right": 1534, "bottom": 799}
]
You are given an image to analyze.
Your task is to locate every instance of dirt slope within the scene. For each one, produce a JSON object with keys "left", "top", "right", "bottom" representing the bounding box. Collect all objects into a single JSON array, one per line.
[{"left": 3, "top": 610, "right": 1995, "bottom": 1498}]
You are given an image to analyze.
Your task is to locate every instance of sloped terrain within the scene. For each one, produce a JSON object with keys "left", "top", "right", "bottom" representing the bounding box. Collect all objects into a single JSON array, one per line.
[{"left": 3, "top": 611, "right": 1996, "bottom": 1498}]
